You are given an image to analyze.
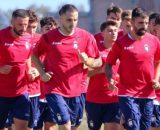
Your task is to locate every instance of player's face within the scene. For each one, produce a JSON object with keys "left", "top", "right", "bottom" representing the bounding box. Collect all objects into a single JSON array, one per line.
[
  {"left": 27, "top": 22, "right": 38, "bottom": 35},
  {"left": 41, "top": 24, "right": 57, "bottom": 34},
  {"left": 132, "top": 16, "right": 149, "bottom": 36},
  {"left": 11, "top": 16, "right": 29, "bottom": 36},
  {"left": 121, "top": 19, "right": 132, "bottom": 34},
  {"left": 107, "top": 12, "right": 121, "bottom": 27},
  {"left": 155, "top": 24, "right": 160, "bottom": 39},
  {"left": 102, "top": 25, "right": 118, "bottom": 42},
  {"left": 60, "top": 10, "right": 78, "bottom": 34},
  {"left": 148, "top": 18, "right": 156, "bottom": 35}
]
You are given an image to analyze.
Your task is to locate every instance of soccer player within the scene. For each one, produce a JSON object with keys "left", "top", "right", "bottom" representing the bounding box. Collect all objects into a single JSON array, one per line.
[
  {"left": 0, "top": 9, "right": 32, "bottom": 130},
  {"left": 148, "top": 13, "right": 159, "bottom": 35},
  {"left": 105, "top": 7, "right": 160, "bottom": 130},
  {"left": 94, "top": 6, "right": 123, "bottom": 44},
  {"left": 86, "top": 20, "right": 120, "bottom": 130},
  {"left": 40, "top": 16, "right": 58, "bottom": 34},
  {"left": 34, "top": 16, "right": 58, "bottom": 130},
  {"left": 150, "top": 14, "right": 160, "bottom": 130},
  {"left": 32, "top": 4, "right": 100, "bottom": 130},
  {"left": 26, "top": 9, "right": 42, "bottom": 130},
  {"left": 120, "top": 10, "right": 132, "bottom": 36}
]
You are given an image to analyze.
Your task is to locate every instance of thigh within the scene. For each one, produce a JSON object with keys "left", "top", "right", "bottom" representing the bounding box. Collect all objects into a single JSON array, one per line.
[
  {"left": 119, "top": 96, "right": 140, "bottom": 130},
  {"left": 66, "top": 96, "right": 81, "bottom": 126},
  {"left": 28, "top": 96, "right": 40, "bottom": 128},
  {"left": 0, "top": 97, "right": 12, "bottom": 129},
  {"left": 138, "top": 98, "right": 153, "bottom": 130},
  {"left": 12, "top": 93, "right": 30, "bottom": 121},
  {"left": 85, "top": 101, "right": 103, "bottom": 130},
  {"left": 75, "top": 93, "right": 86, "bottom": 126},
  {"left": 151, "top": 102, "right": 160, "bottom": 128},
  {"left": 46, "top": 93, "right": 70, "bottom": 125},
  {"left": 103, "top": 103, "right": 120, "bottom": 124}
]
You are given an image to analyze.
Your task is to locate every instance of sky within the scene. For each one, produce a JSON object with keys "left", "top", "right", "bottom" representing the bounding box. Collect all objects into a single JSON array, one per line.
[{"left": 1, "top": 0, "right": 90, "bottom": 12}]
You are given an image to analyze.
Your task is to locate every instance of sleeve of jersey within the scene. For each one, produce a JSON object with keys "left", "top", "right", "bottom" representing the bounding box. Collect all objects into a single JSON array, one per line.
[
  {"left": 154, "top": 37, "right": 160, "bottom": 62},
  {"left": 85, "top": 34, "right": 100, "bottom": 58},
  {"left": 33, "top": 35, "right": 48, "bottom": 58},
  {"left": 106, "top": 42, "right": 121, "bottom": 65}
]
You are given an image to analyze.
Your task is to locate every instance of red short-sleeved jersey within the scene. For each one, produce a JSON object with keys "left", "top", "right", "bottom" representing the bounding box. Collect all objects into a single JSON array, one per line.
[
  {"left": 107, "top": 33, "right": 160, "bottom": 98},
  {"left": 33, "top": 28, "right": 99, "bottom": 97},
  {"left": 0, "top": 27, "right": 32, "bottom": 97},
  {"left": 86, "top": 39, "right": 119, "bottom": 104}
]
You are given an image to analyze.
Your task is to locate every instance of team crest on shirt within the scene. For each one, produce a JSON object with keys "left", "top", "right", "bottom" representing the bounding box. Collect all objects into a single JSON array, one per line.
[
  {"left": 144, "top": 44, "right": 149, "bottom": 52},
  {"left": 25, "top": 42, "right": 30, "bottom": 49},
  {"left": 73, "top": 40, "right": 79, "bottom": 49}
]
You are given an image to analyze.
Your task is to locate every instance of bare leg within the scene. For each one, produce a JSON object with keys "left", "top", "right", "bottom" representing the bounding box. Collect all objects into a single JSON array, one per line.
[
  {"left": 104, "top": 122, "right": 120, "bottom": 130},
  {"left": 12, "top": 118, "right": 28, "bottom": 130},
  {"left": 59, "top": 121, "right": 71, "bottom": 130},
  {"left": 44, "top": 122, "right": 57, "bottom": 130}
]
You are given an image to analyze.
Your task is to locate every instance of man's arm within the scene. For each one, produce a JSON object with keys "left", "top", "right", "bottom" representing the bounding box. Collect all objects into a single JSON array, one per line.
[
  {"left": 0, "top": 65, "right": 12, "bottom": 74},
  {"left": 105, "top": 64, "right": 117, "bottom": 90},
  {"left": 88, "top": 65, "right": 104, "bottom": 77},
  {"left": 31, "top": 54, "right": 53, "bottom": 82},
  {"left": 152, "top": 61, "right": 160, "bottom": 89},
  {"left": 78, "top": 51, "right": 102, "bottom": 68}
]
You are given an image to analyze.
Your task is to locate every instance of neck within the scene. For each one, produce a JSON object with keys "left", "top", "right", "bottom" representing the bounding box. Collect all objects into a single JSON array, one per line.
[
  {"left": 103, "top": 40, "right": 114, "bottom": 49},
  {"left": 59, "top": 26, "right": 74, "bottom": 36}
]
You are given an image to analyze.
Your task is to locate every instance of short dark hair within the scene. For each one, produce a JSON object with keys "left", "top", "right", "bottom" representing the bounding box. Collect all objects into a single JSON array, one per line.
[
  {"left": 27, "top": 9, "right": 39, "bottom": 23},
  {"left": 155, "top": 15, "right": 160, "bottom": 25},
  {"left": 107, "top": 6, "right": 122, "bottom": 16},
  {"left": 59, "top": 4, "right": 78, "bottom": 16},
  {"left": 132, "top": 7, "right": 148, "bottom": 19},
  {"left": 149, "top": 12, "right": 159, "bottom": 22},
  {"left": 12, "top": 9, "right": 29, "bottom": 18},
  {"left": 121, "top": 10, "right": 132, "bottom": 21},
  {"left": 40, "top": 16, "right": 58, "bottom": 28},
  {"left": 100, "top": 20, "right": 118, "bottom": 32}
]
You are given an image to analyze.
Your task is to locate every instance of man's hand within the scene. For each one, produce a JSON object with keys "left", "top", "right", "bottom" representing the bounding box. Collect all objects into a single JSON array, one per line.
[
  {"left": 78, "top": 51, "right": 89, "bottom": 64},
  {"left": 152, "top": 80, "right": 160, "bottom": 90},
  {"left": 108, "top": 78, "right": 118, "bottom": 91},
  {"left": 0, "top": 65, "right": 12, "bottom": 74},
  {"left": 27, "top": 67, "right": 40, "bottom": 81},
  {"left": 40, "top": 72, "right": 53, "bottom": 82}
]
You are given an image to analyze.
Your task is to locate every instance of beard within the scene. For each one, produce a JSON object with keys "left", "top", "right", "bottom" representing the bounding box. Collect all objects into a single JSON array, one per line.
[
  {"left": 136, "top": 28, "right": 147, "bottom": 36},
  {"left": 62, "top": 25, "right": 74, "bottom": 34},
  {"left": 13, "top": 27, "right": 25, "bottom": 36}
]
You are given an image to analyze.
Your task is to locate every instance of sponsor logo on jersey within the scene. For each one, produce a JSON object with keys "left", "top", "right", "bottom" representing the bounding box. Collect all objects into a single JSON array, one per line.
[
  {"left": 51, "top": 42, "right": 62, "bottom": 45},
  {"left": 124, "top": 46, "right": 134, "bottom": 50},
  {"left": 4, "top": 43, "right": 14, "bottom": 47}
]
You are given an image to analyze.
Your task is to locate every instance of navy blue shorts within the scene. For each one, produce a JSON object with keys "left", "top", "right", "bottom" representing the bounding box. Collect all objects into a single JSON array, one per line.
[
  {"left": 85, "top": 101, "right": 120, "bottom": 130},
  {"left": 46, "top": 93, "right": 80, "bottom": 126},
  {"left": 119, "top": 96, "right": 153, "bottom": 130},
  {"left": 5, "top": 113, "right": 12, "bottom": 128},
  {"left": 151, "top": 103, "right": 160, "bottom": 128},
  {"left": 28, "top": 96, "right": 40, "bottom": 128},
  {"left": 0, "top": 93, "right": 30, "bottom": 129},
  {"left": 75, "top": 93, "right": 86, "bottom": 126},
  {"left": 34, "top": 101, "right": 56, "bottom": 129}
]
